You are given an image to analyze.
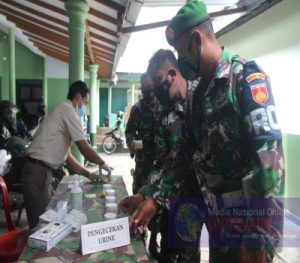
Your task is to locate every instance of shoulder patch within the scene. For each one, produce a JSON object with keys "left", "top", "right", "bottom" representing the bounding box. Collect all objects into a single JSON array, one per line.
[
  {"left": 250, "top": 83, "right": 269, "bottom": 104},
  {"left": 246, "top": 72, "right": 265, "bottom": 83}
]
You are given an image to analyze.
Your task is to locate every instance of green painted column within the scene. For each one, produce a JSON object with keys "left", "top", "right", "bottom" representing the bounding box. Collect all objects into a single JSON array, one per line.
[
  {"left": 65, "top": 0, "right": 89, "bottom": 164},
  {"left": 131, "top": 84, "right": 135, "bottom": 106},
  {"left": 9, "top": 27, "right": 16, "bottom": 104},
  {"left": 97, "top": 79, "right": 100, "bottom": 127},
  {"left": 89, "top": 64, "right": 98, "bottom": 147},
  {"left": 108, "top": 86, "right": 112, "bottom": 115},
  {"left": 65, "top": 0, "right": 89, "bottom": 84},
  {"left": 43, "top": 58, "right": 48, "bottom": 106}
]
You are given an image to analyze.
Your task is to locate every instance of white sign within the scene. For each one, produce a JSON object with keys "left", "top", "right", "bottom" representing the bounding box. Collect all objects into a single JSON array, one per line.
[{"left": 81, "top": 217, "right": 130, "bottom": 255}]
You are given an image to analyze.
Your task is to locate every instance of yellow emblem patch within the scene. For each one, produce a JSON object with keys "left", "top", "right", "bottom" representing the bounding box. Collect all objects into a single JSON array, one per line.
[
  {"left": 246, "top": 73, "right": 265, "bottom": 83},
  {"left": 251, "top": 83, "right": 269, "bottom": 104}
]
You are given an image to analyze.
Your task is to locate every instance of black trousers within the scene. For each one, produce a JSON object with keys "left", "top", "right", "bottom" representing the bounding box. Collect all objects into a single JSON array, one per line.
[{"left": 21, "top": 161, "right": 53, "bottom": 229}]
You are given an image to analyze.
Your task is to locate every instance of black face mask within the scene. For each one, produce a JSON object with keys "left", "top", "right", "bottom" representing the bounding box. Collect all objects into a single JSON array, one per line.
[
  {"left": 143, "top": 90, "right": 155, "bottom": 101},
  {"left": 154, "top": 78, "right": 172, "bottom": 106}
]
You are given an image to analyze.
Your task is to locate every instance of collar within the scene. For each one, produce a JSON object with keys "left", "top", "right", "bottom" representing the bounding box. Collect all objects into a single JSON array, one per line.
[
  {"left": 203, "top": 47, "right": 232, "bottom": 96},
  {"left": 213, "top": 46, "right": 233, "bottom": 80},
  {"left": 141, "top": 97, "right": 156, "bottom": 105},
  {"left": 67, "top": 99, "right": 75, "bottom": 109}
]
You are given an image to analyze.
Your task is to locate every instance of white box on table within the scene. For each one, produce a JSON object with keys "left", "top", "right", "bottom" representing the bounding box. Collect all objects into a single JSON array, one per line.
[{"left": 28, "top": 221, "right": 72, "bottom": 252}]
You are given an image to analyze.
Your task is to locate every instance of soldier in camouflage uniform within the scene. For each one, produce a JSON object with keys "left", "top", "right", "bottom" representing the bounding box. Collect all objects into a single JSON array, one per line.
[
  {"left": 148, "top": 50, "right": 206, "bottom": 263},
  {"left": 139, "top": 102, "right": 202, "bottom": 263},
  {"left": 125, "top": 73, "right": 161, "bottom": 195},
  {"left": 164, "top": 1, "right": 285, "bottom": 262},
  {"left": 125, "top": 73, "right": 161, "bottom": 259},
  {"left": 122, "top": 49, "right": 206, "bottom": 262},
  {"left": 130, "top": 1, "right": 285, "bottom": 263}
]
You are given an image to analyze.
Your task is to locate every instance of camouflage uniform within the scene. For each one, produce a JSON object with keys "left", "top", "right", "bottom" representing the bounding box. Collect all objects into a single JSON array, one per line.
[
  {"left": 186, "top": 47, "right": 284, "bottom": 262},
  {"left": 125, "top": 98, "right": 161, "bottom": 194},
  {"left": 138, "top": 81, "right": 200, "bottom": 201},
  {"left": 139, "top": 93, "right": 206, "bottom": 262}
]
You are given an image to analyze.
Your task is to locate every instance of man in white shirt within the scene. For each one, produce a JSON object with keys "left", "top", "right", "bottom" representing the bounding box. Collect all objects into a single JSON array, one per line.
[{"left": 21, "top": 80, "right": 111, "bottom": 229}]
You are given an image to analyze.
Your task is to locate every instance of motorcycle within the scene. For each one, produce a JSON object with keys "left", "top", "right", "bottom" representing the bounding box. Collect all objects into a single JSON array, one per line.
[
  {"left": 102, "top": 112, "right": 127, "bottom": 154},
  {"left": 0, "top": 100, "right": 65, "bottom": 225}
]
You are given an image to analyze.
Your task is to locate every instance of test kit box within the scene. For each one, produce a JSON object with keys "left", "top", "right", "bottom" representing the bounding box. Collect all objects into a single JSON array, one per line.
[{"left": 28, "top": 221, "right": 72, "bottom": 252}]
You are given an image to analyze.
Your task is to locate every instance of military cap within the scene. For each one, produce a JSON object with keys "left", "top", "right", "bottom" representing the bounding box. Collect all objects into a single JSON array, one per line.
[{"left": 165, "top": 0, "right": 209, "bottom": 46}]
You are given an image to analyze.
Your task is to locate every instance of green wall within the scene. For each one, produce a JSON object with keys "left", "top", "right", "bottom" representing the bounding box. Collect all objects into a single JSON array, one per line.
[
  {"left": 0, "top": 36, "right": 10, "bottom": 100},
  {"left": 100, "top": 88, "right": 108, "bottom": 126},
  {"left": 0, "top": 32, "right": 137, "bottom": 134},
  {"left": 112, "top": 88, "right": 128, "bottom": 115},
  {"left": 283, "top": 134, "right": 300, "bottom": 197},
  {"left": 15, "top": 42, "right": 43, "bottom": 80},
  {"left": 99, "top": 87, "right": 129, "bottom": 127},
  {"left": 0, "top": 38, "right": 44, "bottom": 100},
  {"left": 46, "top": 78, "right": 92, "bottom": 112},
  {"left": 283, "top": 134, "right": 300, "bottom": 215},
  {"left": 47, "top": 78, "right": 69, "bottom": 112}
]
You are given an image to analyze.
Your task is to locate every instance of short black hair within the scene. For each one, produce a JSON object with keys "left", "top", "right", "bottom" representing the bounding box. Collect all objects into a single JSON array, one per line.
[
  {"left": 147, "top": 49, "right": 178, "bottom": 75},
  {"left": 140, "top": 73, "right": 149, "bottom": 83},
  {"left": 67, "top": 80, "right": 89, "bottom": 100}
]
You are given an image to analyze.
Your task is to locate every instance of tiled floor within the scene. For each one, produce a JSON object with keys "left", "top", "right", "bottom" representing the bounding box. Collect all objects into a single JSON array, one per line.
[{"left": 1, "top": 152, "right": 299, "bottom": 262}]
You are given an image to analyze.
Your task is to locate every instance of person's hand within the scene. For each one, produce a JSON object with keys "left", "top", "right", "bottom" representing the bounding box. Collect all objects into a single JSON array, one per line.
[
  {"left": 118, "top": 194, "right": 145, "bottom": 214},
  {"left": 89, "top": 170, "right": 101, "bottom": 181},
  {"left": 129, "top": 198, "right": 157, "bottom": 234},
  {"left": 130, "top": 140, "right": 143, "bottom": 154},
  {"left": 132, "top": 143, "right": 138, "bottom": 152},
  {"left": 130, "top": 143, "right": 137, "bottom": 155},
  {"left": 100, "top": 163, "right": 113, "bottom": 177}
]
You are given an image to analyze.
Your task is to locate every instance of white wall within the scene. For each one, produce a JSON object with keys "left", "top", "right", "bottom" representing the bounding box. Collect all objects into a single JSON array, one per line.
[
  {"left": 218, "top": 0, "right": 300, "bottom": 135},
  {"left": 46, "top": 56, "right": 90, "bottom": 79}
]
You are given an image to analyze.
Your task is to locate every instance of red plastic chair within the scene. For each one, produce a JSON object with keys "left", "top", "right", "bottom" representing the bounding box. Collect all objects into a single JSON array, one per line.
[{"left": 0, "top": 177, "right": 29, "bottom": 263}]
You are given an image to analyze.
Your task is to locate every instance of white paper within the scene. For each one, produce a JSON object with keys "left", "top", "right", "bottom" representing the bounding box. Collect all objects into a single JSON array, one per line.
[
  {"left": 39, "top": 209, "right": 64, "bottom": 223},
  {"left": 64, "top": 209, "right": 88, "bottom": 232},
  {"left": 81, "top": 217, "right": 130, "bottom": 255}
]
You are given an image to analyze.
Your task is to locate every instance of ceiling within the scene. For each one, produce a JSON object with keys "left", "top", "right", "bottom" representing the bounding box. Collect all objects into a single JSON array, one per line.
[
  {"left": 0, "top": 0, "right": 142, "bottom": 79},
  {"left": 0, "top": 0, "right": 279, "bottom": 79}
]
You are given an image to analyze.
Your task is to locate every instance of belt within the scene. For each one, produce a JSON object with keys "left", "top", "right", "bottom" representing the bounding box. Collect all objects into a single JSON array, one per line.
[
  {"left": 26, "top": 157, "right": 52, "bottom": 170},
  {"left": 203, "top": 189, "right": 246, "bottom": 210}
]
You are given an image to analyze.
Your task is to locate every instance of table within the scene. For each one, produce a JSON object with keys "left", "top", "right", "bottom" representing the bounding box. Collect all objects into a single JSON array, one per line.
[{"left": 19, "top": 176, "right": 149, "bottom": 263}]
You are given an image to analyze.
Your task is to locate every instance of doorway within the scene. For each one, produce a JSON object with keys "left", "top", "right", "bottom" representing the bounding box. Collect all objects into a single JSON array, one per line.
[{"left": 16, "top": 80, "right": 43, "bottom": 130}]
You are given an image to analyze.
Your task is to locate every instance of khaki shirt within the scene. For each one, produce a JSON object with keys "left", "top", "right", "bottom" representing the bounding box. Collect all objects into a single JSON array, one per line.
[{"left": 27, "top": 100, "right": 86, "bottom": 169}]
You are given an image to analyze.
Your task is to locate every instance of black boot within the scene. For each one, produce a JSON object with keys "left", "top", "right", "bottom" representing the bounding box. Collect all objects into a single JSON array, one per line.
[{"left": 149, "top": 231, "right": 160, "bottom": 260}]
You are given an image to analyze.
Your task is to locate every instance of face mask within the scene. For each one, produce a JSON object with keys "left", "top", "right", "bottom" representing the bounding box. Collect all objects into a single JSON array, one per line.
[
  {"left": 178, "top": 36, "right": 202, "bottom": 80},
  {"left": 76, "top": 98, "right": 86, "bottom": 117},
  {"left": 154, "top": 78, "right": 173, "bottom": 106},
  {"left": 143, "top": 90, "right": 155, "bottom": 101}
]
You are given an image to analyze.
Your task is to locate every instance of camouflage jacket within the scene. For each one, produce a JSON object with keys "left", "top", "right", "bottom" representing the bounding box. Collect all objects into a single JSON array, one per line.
[
  {"left": 139, "top": 83, "right": 200, "bottom": 208},
  {"left": 186, "top": 47, "right": 285, "bottom": 198},
  {"left": 125, "top": 98, "right": 161, "bottom": 160},
  {"left": 154, "top": 102, "right": 186, "bottom": 167}
]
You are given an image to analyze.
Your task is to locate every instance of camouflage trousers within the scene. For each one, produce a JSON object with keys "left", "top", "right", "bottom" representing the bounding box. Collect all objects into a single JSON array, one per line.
[
  {"left": 206, "top": 197, "right": 283, "bottom": 263},
  {"left": 159, "top": 196, "right": 207, "bottom": 263},
  {"left": 159, "top": 209, "right": 201, "bottom": 263},
  {"left": 132, "top": 155, "right": 154, "bottom": 194}
]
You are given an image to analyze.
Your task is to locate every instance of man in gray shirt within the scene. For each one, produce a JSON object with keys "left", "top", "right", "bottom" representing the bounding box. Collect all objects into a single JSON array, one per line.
[{"left": 22, "top": 80, "right": 111, "bottom": 229}]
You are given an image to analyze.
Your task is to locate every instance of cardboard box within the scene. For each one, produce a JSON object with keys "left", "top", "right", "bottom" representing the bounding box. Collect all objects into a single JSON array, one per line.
[{"left": 28, "top": 221, "right": 72, "bottom": 252}]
